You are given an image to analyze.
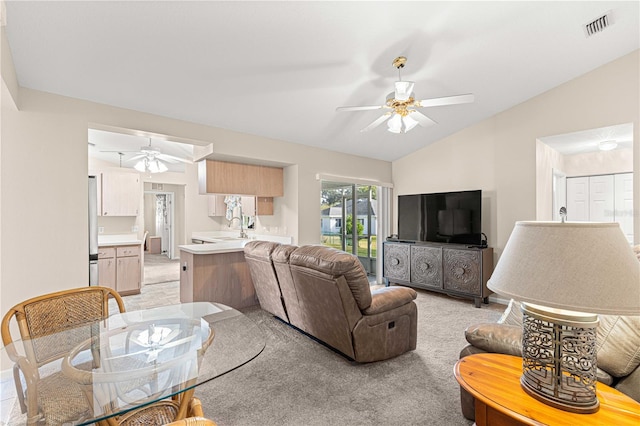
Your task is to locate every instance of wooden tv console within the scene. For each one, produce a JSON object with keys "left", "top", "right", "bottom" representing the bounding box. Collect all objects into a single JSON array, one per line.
[{"left": 383, "top": 240, "right": 493, "bottom": 308}]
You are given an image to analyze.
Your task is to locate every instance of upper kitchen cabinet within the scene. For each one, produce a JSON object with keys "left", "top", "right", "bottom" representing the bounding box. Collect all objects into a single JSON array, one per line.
[
  {"left": 198, "top": 160, "right": 283, "bottom": 197},
  {"left": 101, "top": 171, "right": 141, "bottom": 216},
  {"left": 207, "top": 195, "right": 227, "bottom": 217}
]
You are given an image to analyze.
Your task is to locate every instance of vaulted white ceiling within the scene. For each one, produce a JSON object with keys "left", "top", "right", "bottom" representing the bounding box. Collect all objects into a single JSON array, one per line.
[{"left": 4, "top": 1, "right": 639, "bottom": 162}]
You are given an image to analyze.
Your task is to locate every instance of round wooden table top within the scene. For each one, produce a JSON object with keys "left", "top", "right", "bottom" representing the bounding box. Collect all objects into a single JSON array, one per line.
[{"left": 455, "top": 353, "right": 640, "bottom": 426}]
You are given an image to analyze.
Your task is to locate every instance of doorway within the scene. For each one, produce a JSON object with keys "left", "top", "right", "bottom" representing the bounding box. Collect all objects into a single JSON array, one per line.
[
  {"left": 320, "top": 181, "right": 378, "bottom": 275},
  {"left": 144, "top": 191, "right": 175, "bottom": 258}
]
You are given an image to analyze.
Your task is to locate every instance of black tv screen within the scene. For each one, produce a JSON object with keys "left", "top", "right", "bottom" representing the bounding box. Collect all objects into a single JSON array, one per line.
[{"left": 397, "top": 190, "right": 482, "bottom": 245}]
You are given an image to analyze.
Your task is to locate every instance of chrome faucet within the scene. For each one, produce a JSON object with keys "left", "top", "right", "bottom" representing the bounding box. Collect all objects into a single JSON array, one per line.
[{"left": 228, "top": 208, "right": 248, "bottom": 239}]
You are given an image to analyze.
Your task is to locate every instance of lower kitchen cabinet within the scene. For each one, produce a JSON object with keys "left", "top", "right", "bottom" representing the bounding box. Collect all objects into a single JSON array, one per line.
[
  {"left": 97, "top": 244, "right": 141, "bottom": 295},
  {"left": 97, "top": 247, "right": 116, "bottom": 290}
]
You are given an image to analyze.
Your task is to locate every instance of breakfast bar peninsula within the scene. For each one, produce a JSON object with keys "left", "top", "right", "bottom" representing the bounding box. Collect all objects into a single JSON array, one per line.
[{"left": 179, "top": 232, "right": 291, "bottom": 309}]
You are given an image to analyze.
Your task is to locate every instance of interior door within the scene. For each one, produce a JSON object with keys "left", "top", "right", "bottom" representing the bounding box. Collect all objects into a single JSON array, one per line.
[
  {"left": 589, "top": 175, "right": 614, "bottom": 222},
  {"left": 566, "top": 177, "right": 589, "bottom": 221}
]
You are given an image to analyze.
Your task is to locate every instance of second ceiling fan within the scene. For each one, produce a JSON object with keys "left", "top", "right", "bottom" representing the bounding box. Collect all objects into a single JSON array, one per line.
[{"left": 336, "top": 56, "right": 474, "bottom": 134}]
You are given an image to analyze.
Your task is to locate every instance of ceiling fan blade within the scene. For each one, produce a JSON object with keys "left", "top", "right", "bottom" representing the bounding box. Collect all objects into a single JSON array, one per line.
[
  {"left": 100, "top": 150, "right": 140, "bottom": 153},
  {"left": 125, "top": 154, "right": 147, "bottom": 162},
  {"left": 336, "top": 105, "right": 385, "bottom": 112},
  {"left": 416, "top": 94, "right": 475, "bottom": 108},
  {"left": 157, "top": 153, "right": 192, "bottom": 164},
  {"left": 408, "top": 111, "right": 437, "bottom": 127},
  {"left": 361, "top": 114, "right": 392, "bottom": 132}
]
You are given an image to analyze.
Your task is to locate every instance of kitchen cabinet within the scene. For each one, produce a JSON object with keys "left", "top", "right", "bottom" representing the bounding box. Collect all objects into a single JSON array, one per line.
[
  {"left": 97, "top": 244, "right": 141, "bottom": 295},
  {"left": 97, "top": 247, "right": 116, "bottom": 290},
  {"left": 198, "top": 160, "right": 283, "bottom": 197},
  {"left": 180, "top": 249, "right": 257, "bottom": 309},
  {"left": 207, "top": 195, "right": 227, "bottom": 217},
  {"left": 101, "top": 171, "right": 141, "bottom": 216},
  {"left": 240, "top": 196, "right": 274, "bottom": 216}
]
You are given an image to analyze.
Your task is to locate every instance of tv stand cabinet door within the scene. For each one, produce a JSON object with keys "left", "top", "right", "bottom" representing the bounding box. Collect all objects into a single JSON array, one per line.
[
  {"left": 383, "top": 242, "right": 410, "bottom": 282},
  {"left": 443, "top": 248, "right": 481, "bottom": 296},
  {"left": 410, "top": 245, "right": 443, "bottom": 289}
]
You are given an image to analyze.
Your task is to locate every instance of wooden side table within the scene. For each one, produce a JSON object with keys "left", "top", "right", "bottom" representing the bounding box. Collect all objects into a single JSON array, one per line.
[{"left": 454, "top": 353, "right": 640, "bottom": 426}]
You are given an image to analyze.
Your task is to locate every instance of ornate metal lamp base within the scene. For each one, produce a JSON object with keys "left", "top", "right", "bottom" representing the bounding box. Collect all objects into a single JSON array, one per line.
[{"left": 520, "top": 302, "right": 600, "bottom": 414}]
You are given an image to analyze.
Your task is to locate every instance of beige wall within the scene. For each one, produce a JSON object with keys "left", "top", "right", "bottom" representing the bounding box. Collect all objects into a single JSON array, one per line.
[
  {"left": 1, "top": 87, "right": 391, "bottom": 314},
  {"left": 393, "top": 50, "right": 639, "bottom": 261}
]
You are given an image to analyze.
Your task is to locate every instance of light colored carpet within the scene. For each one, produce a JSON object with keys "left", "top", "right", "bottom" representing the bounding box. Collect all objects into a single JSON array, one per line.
[
  {"left": 195, "top": 289, "right": 505, "bottom": 425},
  {"left": 143, "top": 253, "right": 180, "bottom": 285}
]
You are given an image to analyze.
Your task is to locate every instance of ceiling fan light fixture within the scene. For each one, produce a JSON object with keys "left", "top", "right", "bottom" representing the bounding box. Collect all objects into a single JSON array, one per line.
[
  {"left": 135, "top": 157, "right": 168, "bottom": 173},
  {"left": 394, "top": 81, "right": 415, "bottom": 101},
  {"left": 134, "top": 159, "right": 147, "bottom": 172},
  {"left": 387, "top": 114, "right": 403, "bottom": 133},
  {"left": 598, "top": 140, "right": 617, "bottom": 151},
  {"left": 148, "top": 159, "right": 168, "bottom": 173},
  {"left": 402, "top": 114, "right": 419, "bottom": 132}
]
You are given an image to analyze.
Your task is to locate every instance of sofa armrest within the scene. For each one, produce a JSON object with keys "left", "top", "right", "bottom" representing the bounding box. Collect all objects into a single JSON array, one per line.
[
  {"left": 615, "top": 365, "right": 640, "bottom": 403},
  {"left": 364, "top": 287, "right": 417, "bottom": 315},
  {"left": 464, "top": 323, "right": 523, "bottom": 357}
]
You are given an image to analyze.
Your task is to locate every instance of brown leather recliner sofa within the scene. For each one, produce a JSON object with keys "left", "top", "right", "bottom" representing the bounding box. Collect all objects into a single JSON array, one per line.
[
  {"left": 244, "top": 241, "right": 418, "bottom": 362},
  {"left": 458, "top": 299, "right": 640, "bottom": 420}
]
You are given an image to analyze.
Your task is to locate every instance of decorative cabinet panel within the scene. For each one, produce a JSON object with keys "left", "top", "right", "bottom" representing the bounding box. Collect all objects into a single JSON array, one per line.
[
  {"left": 443, "top": 249, "right": 480, "bottom": 295},
  {"left": 410, "top": 245, "right": 442, "bottom": 289},
  {"left": 383, "top": 241, "right": 493, "bottom": 308},
  {"left": 383, "top": 242, "right": 410, "bottom": 282}
]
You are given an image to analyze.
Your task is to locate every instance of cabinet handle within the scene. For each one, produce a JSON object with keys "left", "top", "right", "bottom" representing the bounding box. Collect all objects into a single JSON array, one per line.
[{"left": 390, "top": 258, "right": 399, "bottom": 266}]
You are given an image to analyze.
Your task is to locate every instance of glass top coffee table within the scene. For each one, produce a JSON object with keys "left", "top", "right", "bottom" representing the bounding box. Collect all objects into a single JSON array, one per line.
[{"left": 1, "top": 302, "right": 265, "bottom": 425}]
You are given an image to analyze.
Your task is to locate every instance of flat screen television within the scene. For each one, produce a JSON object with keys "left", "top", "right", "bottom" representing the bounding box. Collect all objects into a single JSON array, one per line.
[{"left": 397, "top": 190, "right": 482, "bottom": 246}]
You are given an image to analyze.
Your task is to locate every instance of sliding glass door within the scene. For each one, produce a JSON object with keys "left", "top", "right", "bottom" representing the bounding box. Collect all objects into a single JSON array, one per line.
[{"left": 321, "top": 181, "right": 377, "bottom": 275}]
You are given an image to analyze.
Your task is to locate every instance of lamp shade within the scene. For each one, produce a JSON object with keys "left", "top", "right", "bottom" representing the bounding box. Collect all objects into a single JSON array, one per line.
[{"left": 488, "top": 221, "right": 640, "bottom": 315}]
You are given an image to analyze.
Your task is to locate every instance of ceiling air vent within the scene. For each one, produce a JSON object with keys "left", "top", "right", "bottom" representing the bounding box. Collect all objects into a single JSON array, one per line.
[{"left": 584, "top": 11, "right": 613, "bottom": 37}]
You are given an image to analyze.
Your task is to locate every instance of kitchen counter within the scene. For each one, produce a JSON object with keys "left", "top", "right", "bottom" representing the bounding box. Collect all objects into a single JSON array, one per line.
[
  {"left": 179, "top": 240, "right": 248, "bottom": 255},
  {"left": 180, "top": 231, "right": 292, "bottom": 255},
  {"left": 98, "top": 233, "right": 143, "bottom": 246}
]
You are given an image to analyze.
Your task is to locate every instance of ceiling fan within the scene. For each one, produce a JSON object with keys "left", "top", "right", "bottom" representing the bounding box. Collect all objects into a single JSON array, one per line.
[
  {"left": 101, "top": 139, "right": 192, "bottom": 173},
  {"left": 336, "top": 56, "right": 474, "bottom": 134}
]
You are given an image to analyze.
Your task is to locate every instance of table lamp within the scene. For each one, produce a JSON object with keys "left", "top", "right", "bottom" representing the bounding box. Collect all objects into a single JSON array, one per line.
[{"left": 487, "top": 221, "right": 640, "bottom": 413}]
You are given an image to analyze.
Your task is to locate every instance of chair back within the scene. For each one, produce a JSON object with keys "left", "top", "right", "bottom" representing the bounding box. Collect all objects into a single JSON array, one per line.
[{"left": 2, "top": 286, "right": 125, "bottom": 366}]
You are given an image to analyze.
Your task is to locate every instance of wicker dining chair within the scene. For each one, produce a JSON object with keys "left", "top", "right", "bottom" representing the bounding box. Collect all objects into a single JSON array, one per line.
[
  {"left": 1, "top": 286, "right": 126, "bottom": 426},
  {"left": 163, "top": 398, "right": 217, "bottom": 426},
  {"left": 115, "top": 396, "right": 217, "bottom": 426}
]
